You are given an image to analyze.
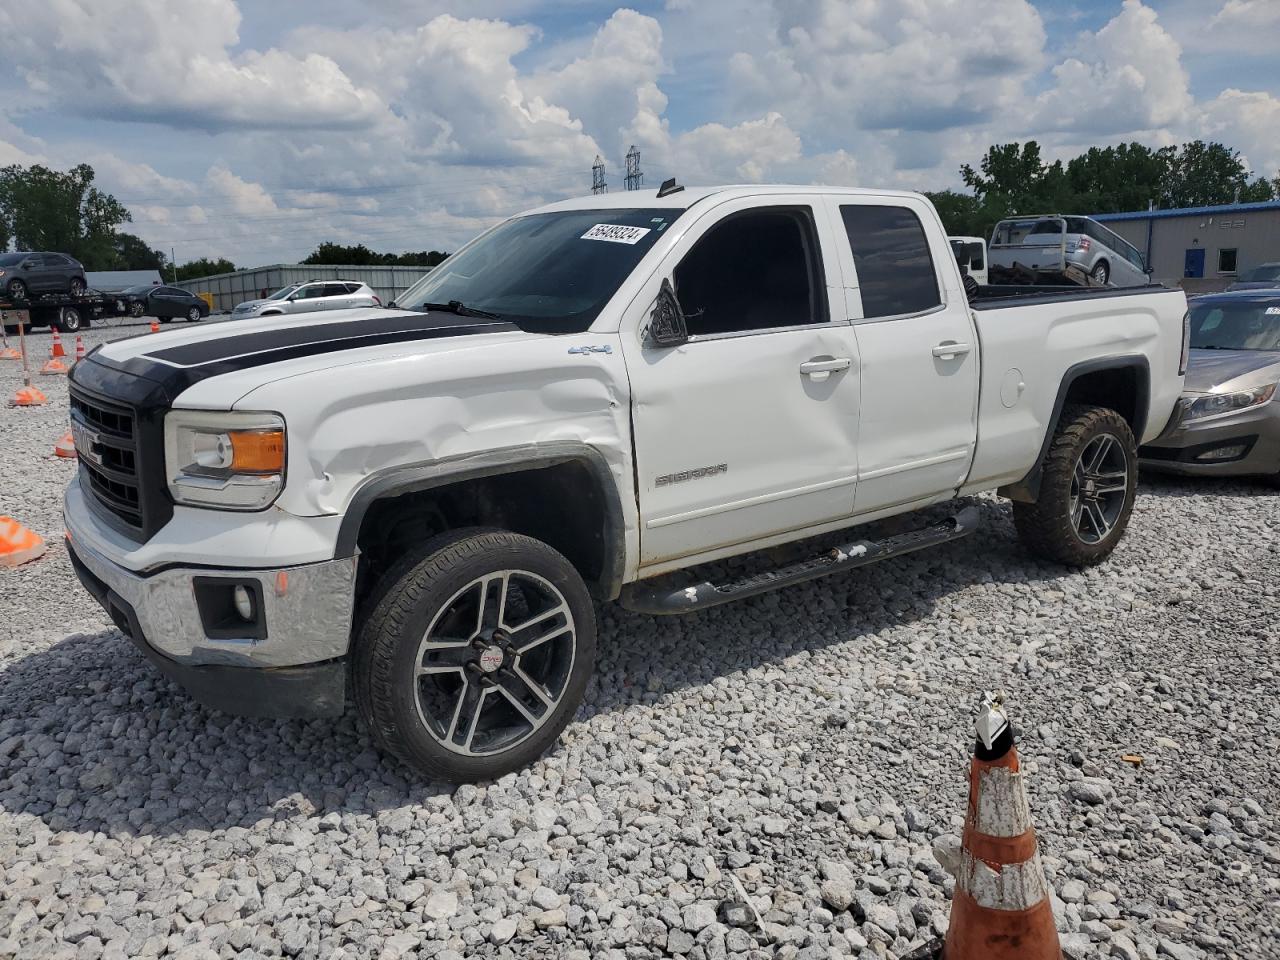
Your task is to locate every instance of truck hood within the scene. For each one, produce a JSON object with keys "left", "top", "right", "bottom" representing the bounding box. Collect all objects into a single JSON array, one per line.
[
  {"left": 1183, "top": 347, "right": 1280, "bottom": 394},
  {"left": 85, "top": 307, "right": 530, "bottom": 407}
]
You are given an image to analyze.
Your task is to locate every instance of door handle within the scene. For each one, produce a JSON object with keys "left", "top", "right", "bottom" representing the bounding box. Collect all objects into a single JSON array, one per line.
[
  {"left": 799, "top": 357, "right": 851, "bottom": 382},
  {"left": 931, "top": 342, "right": 971, "bottom": 360}
]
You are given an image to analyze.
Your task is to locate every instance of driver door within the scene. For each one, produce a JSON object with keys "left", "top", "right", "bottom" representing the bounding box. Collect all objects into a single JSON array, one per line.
[{"left": 621, "top": 196, "right": 860, "bottom": 568}]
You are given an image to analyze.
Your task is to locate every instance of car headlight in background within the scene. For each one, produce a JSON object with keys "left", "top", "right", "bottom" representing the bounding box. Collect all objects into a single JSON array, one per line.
[
  {"left": 164, "top": 410, "right": 286, "bottom": 510},
  {"left": 1183, "top": 383, "right": 1276, "bottom": 422}
]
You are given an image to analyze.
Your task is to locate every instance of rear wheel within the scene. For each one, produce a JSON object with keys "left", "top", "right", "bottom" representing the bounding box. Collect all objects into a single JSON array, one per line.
[
  {"left": 69, "top": 277, "right": 86, "bottom": 296},
  {"left": 354, "top": 528, "right": 596, "bottom": 782},
  {"left": 1014, "top": 404, "right": 1137, "bottom": 566},
  {"left": 1090, "top": 260, "right": 1110, "bottom": 285}
]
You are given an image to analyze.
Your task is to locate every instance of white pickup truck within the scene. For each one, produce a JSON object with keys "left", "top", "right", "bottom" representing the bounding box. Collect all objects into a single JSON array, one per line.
[{"left": 64, "top": 185, "right": 1188, "bottom": 782}]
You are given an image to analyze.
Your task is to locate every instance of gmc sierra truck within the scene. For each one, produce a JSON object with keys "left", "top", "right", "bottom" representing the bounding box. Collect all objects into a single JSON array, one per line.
[{"left": 63, "top": 185, "right": 1189, "bottom": 783}]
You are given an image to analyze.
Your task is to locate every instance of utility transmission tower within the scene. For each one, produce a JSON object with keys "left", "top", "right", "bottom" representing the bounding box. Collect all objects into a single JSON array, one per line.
[
  {"left": 624, "top": 145, "right": 643, "bottom": 191},
  {"left": 591, "top": 155, "right": 608, "bottom": 194}
]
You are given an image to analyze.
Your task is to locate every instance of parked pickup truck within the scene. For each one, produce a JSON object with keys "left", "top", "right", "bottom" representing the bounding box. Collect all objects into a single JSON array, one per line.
[{"left": 64, "top": 185, "right": 1189, "bottom": 782}]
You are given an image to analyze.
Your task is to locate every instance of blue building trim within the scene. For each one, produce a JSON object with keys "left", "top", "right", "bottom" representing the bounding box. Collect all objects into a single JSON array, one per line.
[{"left": 1091, "top": 200, "right": 1280, "bottom": 223}]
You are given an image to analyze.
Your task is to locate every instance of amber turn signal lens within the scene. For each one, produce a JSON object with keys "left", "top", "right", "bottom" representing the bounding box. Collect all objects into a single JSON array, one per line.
[{"left": 229, "top": 429, "right": 285, "bottom": 473}]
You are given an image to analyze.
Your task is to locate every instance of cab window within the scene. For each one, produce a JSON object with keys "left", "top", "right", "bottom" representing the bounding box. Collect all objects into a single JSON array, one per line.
[
  {"left": 674, "top": 208, "right": 826, "bottom": 337},
  {"left": 839, "top": 205, "right": 941, "bottom": 320}
]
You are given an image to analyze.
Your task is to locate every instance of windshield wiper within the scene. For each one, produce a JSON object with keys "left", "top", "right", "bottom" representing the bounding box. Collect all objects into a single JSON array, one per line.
[{"left": 420, "top": 300, "right": 504, "bottom": 321}]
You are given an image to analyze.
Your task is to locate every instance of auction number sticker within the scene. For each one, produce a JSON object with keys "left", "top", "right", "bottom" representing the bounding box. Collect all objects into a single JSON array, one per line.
[
  {"left": 582, "top": 223, "right": 651, "bottom": 244},
  {"left": 1268, "top": 307, "right": 1280, "bottom": 315}
]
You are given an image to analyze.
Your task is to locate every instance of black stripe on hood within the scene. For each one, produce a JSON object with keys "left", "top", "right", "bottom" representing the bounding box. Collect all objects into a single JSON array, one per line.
[{"left": 93, "top": 312, "right": 519, "bottom": 398}]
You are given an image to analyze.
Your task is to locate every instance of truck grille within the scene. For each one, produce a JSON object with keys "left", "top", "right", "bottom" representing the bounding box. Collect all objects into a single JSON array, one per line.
[{"left": 69, "top": 381, "right": 177, "bottom": 540}]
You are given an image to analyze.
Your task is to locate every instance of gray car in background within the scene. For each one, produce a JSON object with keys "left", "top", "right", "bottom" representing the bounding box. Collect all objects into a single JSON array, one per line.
[
  {"left": 1140, "top": 290, "right": 1280, "bottom": 484},
  {"left": 989, "top": 215, "right": 1151, "bottom": 287},
  {"left": 0, "top": 251, "right": 88, "bottom": 300},
  {"left": 231, "top": 280, "right": 381, "bottom": 319}
]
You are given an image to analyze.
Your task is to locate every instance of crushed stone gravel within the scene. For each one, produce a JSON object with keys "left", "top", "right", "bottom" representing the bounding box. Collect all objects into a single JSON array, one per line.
[{"left": 1, "top": 319, "right": 1278, "bottom": 959}]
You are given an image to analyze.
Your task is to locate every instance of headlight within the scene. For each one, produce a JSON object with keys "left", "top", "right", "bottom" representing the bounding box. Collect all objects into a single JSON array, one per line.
[
  {"left": 164, "top": 410, "right": 286, "bottom": 510},
  {"left": 1183, "top": 383, "right": 1276, "bottom": 422}
]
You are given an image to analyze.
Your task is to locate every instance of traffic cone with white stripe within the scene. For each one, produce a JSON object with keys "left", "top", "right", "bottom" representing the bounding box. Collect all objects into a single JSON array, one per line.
[
  {"left": 54, "top": 430, "right": 77, "bottom": 458},
  {"left": 73, "top": 335, "right": 86, "bottom": 364},
  {"left": 40, "top": 329, "right": 69, "bottom": 375},
  {"left": 941, "top": 693, "right": 1062, "bottom": 960}
]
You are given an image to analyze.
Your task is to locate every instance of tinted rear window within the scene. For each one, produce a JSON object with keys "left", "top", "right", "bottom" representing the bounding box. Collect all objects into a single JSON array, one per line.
[
  {"left": 0, "top": 253, "right": 23, "bottom": 266},
  {"left": 840, "top": 205, "right": 941, "bottom": 319}
]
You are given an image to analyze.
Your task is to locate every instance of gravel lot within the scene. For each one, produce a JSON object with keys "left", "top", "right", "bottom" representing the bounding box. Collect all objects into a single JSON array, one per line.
[{"left": 2, "top": 320, "right": 1279, "bottom": 960}]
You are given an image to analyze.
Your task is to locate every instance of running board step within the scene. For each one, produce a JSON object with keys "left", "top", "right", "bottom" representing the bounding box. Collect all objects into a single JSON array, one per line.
[{"left": 620, "top": 504, "right": 980, "bottom": 615}]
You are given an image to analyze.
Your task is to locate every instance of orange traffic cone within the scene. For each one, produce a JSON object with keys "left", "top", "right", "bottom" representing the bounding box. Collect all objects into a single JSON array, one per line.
[
  {"left": 0, "top": 516, "right": 47, "bottom": 567},
  {"left": 54, "top": 430, "right": 77, "bottom": 458},
  {"left": 941, "top": 694, "right": 1062, "bottom": 960},
  {"left": 11, "top": 384, "right": 47, "bottom": 406},
  {"left": 41, "top": 330, "right": 69, "bottom": 374},
  {"left": 74, "top": 335, "right": 86, "bottom": 364},
  {"left": 150, "top": 320, "right": 160, "bottom": 333}
]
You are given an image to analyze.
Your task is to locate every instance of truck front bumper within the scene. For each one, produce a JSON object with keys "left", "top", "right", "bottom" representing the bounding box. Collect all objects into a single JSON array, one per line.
[{"left": 65, "top": 523, "right": 357, "bottom": 719}]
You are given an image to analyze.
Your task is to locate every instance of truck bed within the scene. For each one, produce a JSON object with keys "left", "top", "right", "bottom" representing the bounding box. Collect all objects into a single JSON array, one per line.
[{"left": 970, "top": 282, "right": 1170, "bottom": 310}]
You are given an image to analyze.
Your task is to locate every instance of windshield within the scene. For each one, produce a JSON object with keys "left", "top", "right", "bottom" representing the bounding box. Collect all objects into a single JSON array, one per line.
[
  {"left": 1190, "top": 300, "right": 1280, "bottom": 351},
  {"left": 0, "top": 253, "right": 25, "bottom": 266},
  {"left": 268, "top": 284, "right": 301, "bottom": 301},
  {"left": 1240, "top": 264, "right": 1280, "bottom": 283},
  {"left": 394, "top": 208, "right": 682, "bottom": 333}
]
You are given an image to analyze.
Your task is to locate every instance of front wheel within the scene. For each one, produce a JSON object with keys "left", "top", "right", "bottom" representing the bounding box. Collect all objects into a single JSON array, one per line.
[
  {"left": 187, "top": 306, "right": 202, "bottom": 322},
  {"left": 1013, "top": 404, "right": 1137, "bottom": 567},
  {"left": 354, "top": 529, "right": 596, "bottom": 782},
  {"left": 6, "top": 279, "right": 27, "bottom": 301}
]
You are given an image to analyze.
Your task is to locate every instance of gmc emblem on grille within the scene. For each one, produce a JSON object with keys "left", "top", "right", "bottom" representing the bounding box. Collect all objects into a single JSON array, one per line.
[{"left": 71, "top": 421, "right": 103, "bottom": 467}]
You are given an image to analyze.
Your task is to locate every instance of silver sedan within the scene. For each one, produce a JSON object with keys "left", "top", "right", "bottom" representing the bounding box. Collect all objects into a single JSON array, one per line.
[{"left": 1140, "top": 290, "right": 1280, "bottom": 484}]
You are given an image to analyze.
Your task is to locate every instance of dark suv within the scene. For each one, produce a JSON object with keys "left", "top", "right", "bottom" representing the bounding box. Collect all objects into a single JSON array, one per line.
[{"left": 0, "top": 251, "right": 88, "bottom": 301}]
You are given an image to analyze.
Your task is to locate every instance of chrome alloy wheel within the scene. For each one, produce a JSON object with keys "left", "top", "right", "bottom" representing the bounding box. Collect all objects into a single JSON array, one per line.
[
  {"left": 1070, "top": 433, "right": 1128, "bottom": 544},
  {"left": 413, "top": 570, "right": 576, "bottom": 756}
]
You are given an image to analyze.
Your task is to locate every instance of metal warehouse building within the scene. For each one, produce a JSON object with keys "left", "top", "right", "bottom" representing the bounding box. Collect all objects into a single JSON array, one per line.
[
  {"left": 173, "top": 263, "right": 433, "bottom": 313},
  {"left": 1093, "top": 200, "right": 1280, "bottom": 292}
]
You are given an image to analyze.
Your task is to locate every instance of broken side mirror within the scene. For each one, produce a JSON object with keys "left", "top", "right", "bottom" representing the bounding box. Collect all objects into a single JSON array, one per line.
[{"left": 645, "top": 277, "right": 688, "bottom": 348}]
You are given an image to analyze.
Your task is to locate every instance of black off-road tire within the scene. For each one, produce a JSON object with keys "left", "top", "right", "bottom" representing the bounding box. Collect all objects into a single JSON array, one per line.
[
  {"left": 1013, "top": 404, "right": 1137, "bottom": 567},
  {"left": 353, "top": 528, "right": 596, "bottom": 783}
]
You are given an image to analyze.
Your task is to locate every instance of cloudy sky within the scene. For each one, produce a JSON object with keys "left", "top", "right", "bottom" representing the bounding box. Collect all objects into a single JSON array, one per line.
[{"left": 1, "top": 0, "right": 1277, "bottom": 267}]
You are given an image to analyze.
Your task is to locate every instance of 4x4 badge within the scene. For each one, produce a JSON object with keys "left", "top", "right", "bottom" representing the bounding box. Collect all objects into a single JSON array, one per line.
[{"left": 567, "top": 344, "right": 612, "bottom": 355}]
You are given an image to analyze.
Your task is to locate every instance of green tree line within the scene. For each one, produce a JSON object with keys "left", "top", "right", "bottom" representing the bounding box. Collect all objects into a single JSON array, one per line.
[
  {"left": 0, "top": 163, "right": 448, "bottom": 280},
  {"left": 926, "top": 140, "right": 1280, "bottom": 239}
]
